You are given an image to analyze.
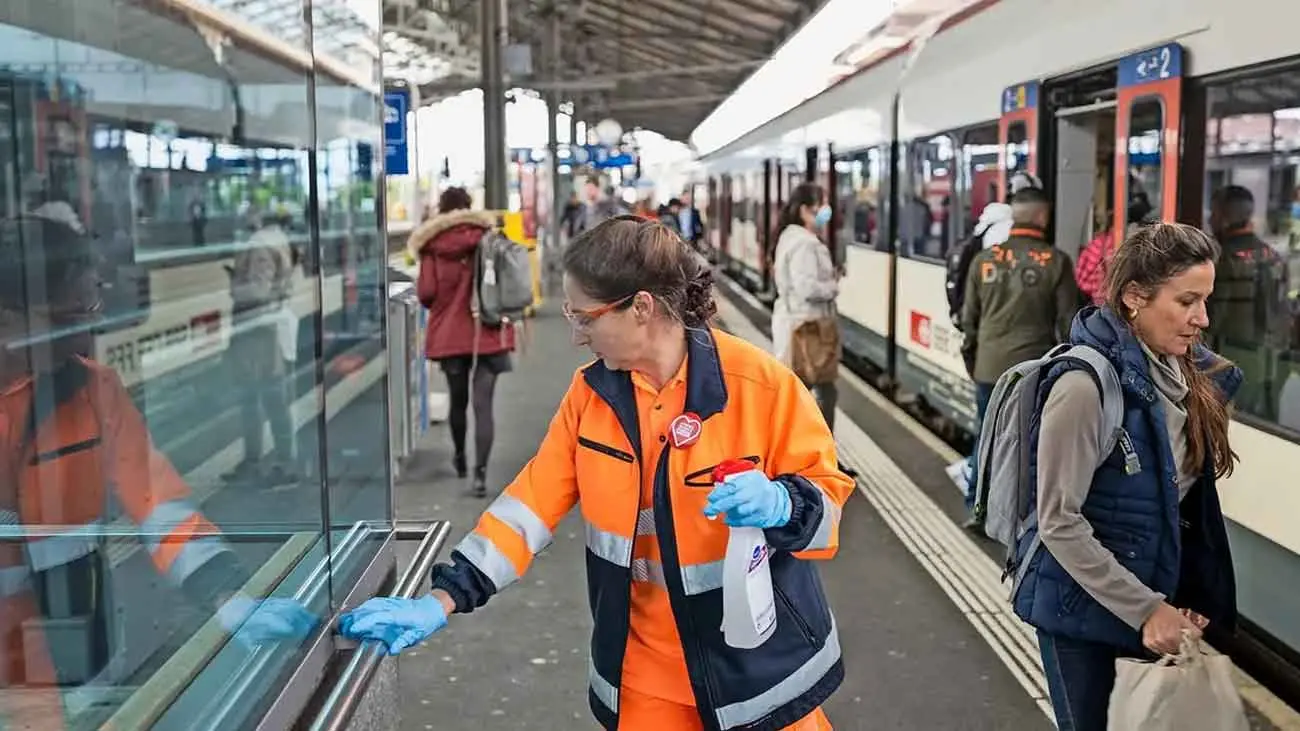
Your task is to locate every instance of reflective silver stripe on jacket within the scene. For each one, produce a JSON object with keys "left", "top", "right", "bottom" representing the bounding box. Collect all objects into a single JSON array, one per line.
[
  {"left": 139, "top": 500, "right": 231, "bottom": 583},
  {"left": 803, "top": 486, "right": 841, "bottom": 551},
  {"left": 588, "top": 657, "right": 619, "bottom": 713},
  {"left": 25, "top": 520, "right": 102, "bottom": 572},
  {"left": 165, "top": 537, "right": 231, "bottom": 584},
  {"left": 715, "top": 614, "right": 841, "bottom": 729},
  {"left": 635, "top": 509, "right": 655, "bottom": 536},
  {"left": 585, "top": 522, "right": 633, "bottom": 568},
  {"left": 486, "top": 494, "right": 554, "bottom": 554},
  {"left": 456, "top": 532, "right": 520, "bottom": 590}
]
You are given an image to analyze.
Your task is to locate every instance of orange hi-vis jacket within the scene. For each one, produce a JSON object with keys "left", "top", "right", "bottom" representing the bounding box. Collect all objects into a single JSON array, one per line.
[
  {"left": 431, "top": 328, "right": 855, "bottom": 731},
  {"left": 0, "top": 359, "right": 243, "bottom": 726}
]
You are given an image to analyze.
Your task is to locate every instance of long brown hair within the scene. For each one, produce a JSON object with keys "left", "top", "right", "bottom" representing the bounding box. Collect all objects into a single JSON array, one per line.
[{"left": 1103, "top": 223, "right": 1237, "bottom": 478}]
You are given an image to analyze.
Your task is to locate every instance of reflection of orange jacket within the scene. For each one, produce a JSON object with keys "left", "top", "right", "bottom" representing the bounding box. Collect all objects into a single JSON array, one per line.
[
  {"left": 0, "top": 358, "right": 241, "bottom": 727},
  {"left": 431, "top": 329, "right": 854, "bottom": 730}
]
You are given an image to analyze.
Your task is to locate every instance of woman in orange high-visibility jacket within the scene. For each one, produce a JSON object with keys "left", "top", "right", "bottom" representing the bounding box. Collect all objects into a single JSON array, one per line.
[
  {"left": 0, "top": 216, "right": 315, "bottom": 729},
  {"left": 342, "top": 216, "right": 855, "bottom": 731}
]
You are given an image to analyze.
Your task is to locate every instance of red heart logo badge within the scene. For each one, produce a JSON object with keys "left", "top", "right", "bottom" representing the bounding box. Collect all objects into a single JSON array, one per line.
[{"left": 669, "top": 412, "right": 703, "bottom": 449}]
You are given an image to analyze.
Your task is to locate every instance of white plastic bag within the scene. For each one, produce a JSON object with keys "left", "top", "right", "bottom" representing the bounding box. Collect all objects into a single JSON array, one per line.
[{"left": 1107, "top": 634, "right": 1249, "bottom": 731}]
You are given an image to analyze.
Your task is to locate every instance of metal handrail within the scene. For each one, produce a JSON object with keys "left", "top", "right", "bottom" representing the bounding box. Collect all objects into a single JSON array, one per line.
[{"left": 307, "top": 520, "right": 452, "bottom": 731}]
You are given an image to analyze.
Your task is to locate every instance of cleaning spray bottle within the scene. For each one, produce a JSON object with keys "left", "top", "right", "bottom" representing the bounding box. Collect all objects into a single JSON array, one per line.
[{"left": 712, "top": 459, "right": 777, "bottom": 649}]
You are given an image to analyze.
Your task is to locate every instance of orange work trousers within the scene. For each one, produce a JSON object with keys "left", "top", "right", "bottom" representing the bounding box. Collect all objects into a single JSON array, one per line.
[{"left": 618, "top": 686, "right": 832, "bottom": 730}]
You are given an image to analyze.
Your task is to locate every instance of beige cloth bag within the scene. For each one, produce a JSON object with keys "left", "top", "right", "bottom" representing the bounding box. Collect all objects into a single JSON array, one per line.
[{"left": 1107, "top": 633, "right": 1249, "bottom": 731}]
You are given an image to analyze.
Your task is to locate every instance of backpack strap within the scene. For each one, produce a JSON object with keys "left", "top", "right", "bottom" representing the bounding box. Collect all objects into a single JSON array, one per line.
[{"left": 1058, "top": 345, "right": 1137, "bottom": 475}]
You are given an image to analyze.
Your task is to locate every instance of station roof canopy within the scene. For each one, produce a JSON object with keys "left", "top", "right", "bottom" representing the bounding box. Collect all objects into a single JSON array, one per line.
[{"left": 385, "top": 0, "right": 830, "bottom": 142}]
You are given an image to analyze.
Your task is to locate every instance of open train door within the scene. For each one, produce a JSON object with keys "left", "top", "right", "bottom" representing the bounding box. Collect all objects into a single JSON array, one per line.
[
  {"left": 997, "top": 80, "right": 1040, "bottom": 200},
  {"left": 1113, "top": 42, "right": 1184, "bottom": 240}
]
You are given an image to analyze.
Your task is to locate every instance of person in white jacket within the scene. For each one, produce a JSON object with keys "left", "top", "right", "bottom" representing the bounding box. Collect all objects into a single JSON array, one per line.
[{"left": 771, "top": 182, "right": 842, "bottom": 426}]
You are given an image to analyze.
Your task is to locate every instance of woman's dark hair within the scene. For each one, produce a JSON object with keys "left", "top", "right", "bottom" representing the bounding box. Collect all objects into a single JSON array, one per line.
[
  {"left": 777, "top": 182, "right": 825, "bottom": 234},
  {"left": 437, "top": 186, "right": 473, "bottom": 214},
  {"left": 1103, "top": 222, "right": 1236, "bottom": 477},
  {"left": 563, "top": 215, "right": 716, "bottom": 328}
]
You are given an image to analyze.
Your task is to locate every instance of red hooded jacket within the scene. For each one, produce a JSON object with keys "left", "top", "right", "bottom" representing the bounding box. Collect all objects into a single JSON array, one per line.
[{"left": 411, "top": 209, "right": 516, "bottom": 360}]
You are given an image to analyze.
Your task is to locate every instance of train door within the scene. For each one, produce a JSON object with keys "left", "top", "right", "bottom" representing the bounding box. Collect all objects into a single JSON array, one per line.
[
  {"left": 998, "top": 80, "right": 1040, "bottom": 201},
  {"left": 1050, "top": 101, "right": 1117, "bottom": 262},
  {"left": 1113, "top": 43, "right": 1184, "bottom": 240}
]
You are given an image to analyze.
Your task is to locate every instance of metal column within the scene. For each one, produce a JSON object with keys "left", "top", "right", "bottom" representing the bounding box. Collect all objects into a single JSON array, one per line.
[
  {"left": 545, "top": 12, "right": 562, "bottom": 252},
  {"left": 480, "top": 0, "right": 507, "bottom": 210}
]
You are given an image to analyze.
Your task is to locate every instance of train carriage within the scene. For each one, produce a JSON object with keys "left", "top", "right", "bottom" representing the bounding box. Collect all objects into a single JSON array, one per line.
[{"left": 700, "top": 0, "right": 1300, "bottom": 705}]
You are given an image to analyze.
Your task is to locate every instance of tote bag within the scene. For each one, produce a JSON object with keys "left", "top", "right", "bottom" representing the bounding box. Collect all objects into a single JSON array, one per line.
[
  {"left": 790, "top": 317, "right": 840, "bottom": 386},
  {"left": 1107, "top": 634, "right": 1249, "bottom": 731}
]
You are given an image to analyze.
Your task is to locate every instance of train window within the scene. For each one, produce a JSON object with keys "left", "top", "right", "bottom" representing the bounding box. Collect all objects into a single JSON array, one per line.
[
  {"left": 959, "top": 125, "right": 1001, "bottom": 236},
  {"left": 1005, "top": 121, "right": 1030, "bottom": 191},
  {"left": 834, "top": 147, "right": 884, "bottom": 251},
  {"left": 0, "top": 0, "right": 391, "bottom": 725},
  {"left": 1203, "top": 69, "right": 1300, "bottom": 435},
  {"left": 1124, "top": 99, "right": 1164, "bottom": 227},
  {"left": 904, "top": 135, "right": 956, "bottom": 260}
]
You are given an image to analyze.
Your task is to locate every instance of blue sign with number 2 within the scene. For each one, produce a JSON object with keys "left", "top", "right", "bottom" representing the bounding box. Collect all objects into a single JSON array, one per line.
[{"left": 1118, "top": 43, "right": 1183, "bottom": 88}]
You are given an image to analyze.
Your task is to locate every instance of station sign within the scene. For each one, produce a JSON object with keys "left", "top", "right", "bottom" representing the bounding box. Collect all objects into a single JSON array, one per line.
[
  {"left": 383, "top": 88, "right": 410, "bottom": 175},
  {"left": 1118, "top": 43, "right": 1184, "bottom": 88}
]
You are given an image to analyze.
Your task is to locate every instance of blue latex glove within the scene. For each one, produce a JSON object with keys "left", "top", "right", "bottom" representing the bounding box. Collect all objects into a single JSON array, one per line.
[
  {"left": 217, "top": 595, "right": 319, "bottom": 647},
  {"left": 337, "top": 594, "right": 447, "bottom": 655},
  {"left": 703, "top": 471, "right": 793, "bottom": 528}
]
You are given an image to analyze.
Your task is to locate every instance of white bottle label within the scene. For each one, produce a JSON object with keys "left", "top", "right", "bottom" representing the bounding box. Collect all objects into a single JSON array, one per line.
[
  {"left": 483, "top": 259, "right": 497, "bottom": 287},
  {"left": 746, "top": 544, "right": 776, "bottom": 636},
  {"left": 721, "top": 525, "right": 777, "bottom": 649}
]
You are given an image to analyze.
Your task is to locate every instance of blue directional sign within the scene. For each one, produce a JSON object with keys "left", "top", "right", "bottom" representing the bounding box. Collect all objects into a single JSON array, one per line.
[
  {"left": 1001, "top": 81, "right": 1039, "bottom": 115},
  {"left": 1118, "top": 43, "right": 1183, "bottom": 88},
  {"left": 383, "top": 88, "right": 409, "bottom": 175}
]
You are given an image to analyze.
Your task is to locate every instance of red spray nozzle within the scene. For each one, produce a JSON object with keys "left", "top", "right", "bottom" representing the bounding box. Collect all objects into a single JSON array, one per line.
[{"left": 712, "top": 458, "right": 757, "bottom": 484}]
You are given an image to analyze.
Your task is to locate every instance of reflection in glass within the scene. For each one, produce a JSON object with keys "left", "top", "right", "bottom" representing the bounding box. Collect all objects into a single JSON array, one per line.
[
  {"left": 906, "top": 136, "right": 955, "bottom": 260},
  {"left": 1124, "top": 100, "right": 1163, "bottom": 227},
  {"left": 1204, "top": 70, "right": 1300, "bottom": 434},
  {"left": 0, "top": 0, "right": 387, "bottom": 725},
  {"left": 960, "top": 126, "right": 1001, "bottom": 237}
]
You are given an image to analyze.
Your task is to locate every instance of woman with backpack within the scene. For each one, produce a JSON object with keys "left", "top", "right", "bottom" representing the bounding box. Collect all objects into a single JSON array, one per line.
[
  {"left": 411, "top": 187, "right": 515, "bottom": 497},
  {"left": 1014, "top": 223, "right": 1241, "bottom": 730}
]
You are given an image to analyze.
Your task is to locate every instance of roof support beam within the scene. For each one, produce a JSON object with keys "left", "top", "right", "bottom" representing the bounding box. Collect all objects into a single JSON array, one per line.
[{"left": 605, "top": 94, "right": 729, "bottom": 111}]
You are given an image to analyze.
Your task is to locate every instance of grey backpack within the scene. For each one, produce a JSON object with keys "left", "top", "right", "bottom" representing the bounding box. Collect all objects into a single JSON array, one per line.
[
  {"left": 971, "top": 343, "right": 1140, "bottom": 600},
  {"left": 473, "top": 229, "right": 533, "bottom": 328}
]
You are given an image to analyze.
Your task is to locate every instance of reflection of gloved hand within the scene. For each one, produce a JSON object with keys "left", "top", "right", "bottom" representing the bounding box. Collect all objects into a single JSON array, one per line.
[
  {"left": 337, "top": 594, "right": 447, "bottom": 655},
  {"left": 704, "top": 471, "right": 793, "bottom": 529},
  {"left": 217, "top": 595, "right": 319, "bottom": 646}
]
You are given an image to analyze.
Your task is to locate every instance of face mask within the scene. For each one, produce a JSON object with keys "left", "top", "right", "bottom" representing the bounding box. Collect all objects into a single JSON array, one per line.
[{"left": 813, "top": 205, "right": 832, "bottom": 228}]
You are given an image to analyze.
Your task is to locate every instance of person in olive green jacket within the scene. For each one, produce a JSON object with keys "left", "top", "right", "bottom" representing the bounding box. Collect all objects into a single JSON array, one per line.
[
  {"left": 1205, "top": 185, "right": 1291, "bottom": 422},
  {"left": 960, "top": 186, "right": 1079, "bottom": 525}
]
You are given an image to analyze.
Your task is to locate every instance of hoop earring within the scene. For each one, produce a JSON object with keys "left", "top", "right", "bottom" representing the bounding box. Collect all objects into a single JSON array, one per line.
[{"left": 1126, "top": 306, "right": 1139, "bottom": 322}]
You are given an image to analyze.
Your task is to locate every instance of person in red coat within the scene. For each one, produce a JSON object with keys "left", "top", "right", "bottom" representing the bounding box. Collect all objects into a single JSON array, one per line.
[{"left": 410, "top": 187, "right": 515, "bottom": 496}]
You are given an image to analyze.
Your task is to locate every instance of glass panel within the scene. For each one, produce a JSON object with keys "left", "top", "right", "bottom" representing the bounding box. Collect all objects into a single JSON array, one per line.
[
  {"left": 960, "top": 125, "right": 1001, "bottom": 237},
  {"left": 311, "top": 0, "right": 390, "bottom": 589},
  {"left": 0, "top": 0, "right": 332, "bottom": 728},
  {"left": 833, "top": 148, "right": 884, "bottom": 252},
  {"left": 1124, "top": 99, "right": 1164, "bottom": 227},
  {"left": 1005, "top": 121, "right": 1029, "bottom": 192},
  {"left": 904, "top": 136, "right": 956, "bottom": 260},
  {"left": 1204, "top": 71, "right": 1300, "bottom": 435}
]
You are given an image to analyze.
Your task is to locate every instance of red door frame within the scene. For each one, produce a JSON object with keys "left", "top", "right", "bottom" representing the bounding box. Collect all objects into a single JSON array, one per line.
[
  {"left": 1113, "top": 43, "right": 1185, "bottom": 243},
  {"left": 997, "top": 81, "right": 1040, "bottom": 201}
]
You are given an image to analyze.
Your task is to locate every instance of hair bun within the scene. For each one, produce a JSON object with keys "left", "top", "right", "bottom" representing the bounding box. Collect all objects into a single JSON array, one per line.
[{"left": 681, "top": 254, "right": 717, "bottom": 328}]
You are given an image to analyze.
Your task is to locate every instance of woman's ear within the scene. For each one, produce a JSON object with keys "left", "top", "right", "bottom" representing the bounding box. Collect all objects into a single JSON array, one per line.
[
  {"left": 632, "top": 291, "right": 655, "bottom": 323},
  {"left": 1120, "top": 282, "right": 1146, "bottom": 314}
]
